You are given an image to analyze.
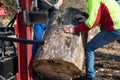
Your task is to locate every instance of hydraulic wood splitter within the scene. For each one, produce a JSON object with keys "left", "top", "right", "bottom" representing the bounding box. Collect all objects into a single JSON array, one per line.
[{"left": 0, "top": 0, "right": 49, "bottom": 80}]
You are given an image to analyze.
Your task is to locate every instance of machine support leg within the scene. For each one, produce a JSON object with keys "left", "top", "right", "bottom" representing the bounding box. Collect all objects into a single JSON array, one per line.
[{"left": 16, "top": 0, "right": 32, "bottom": 80}]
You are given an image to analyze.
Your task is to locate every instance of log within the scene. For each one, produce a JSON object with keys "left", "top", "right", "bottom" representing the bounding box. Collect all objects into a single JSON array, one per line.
[{"left": 32, "top": 7, "right": 87, "bottom": 80}]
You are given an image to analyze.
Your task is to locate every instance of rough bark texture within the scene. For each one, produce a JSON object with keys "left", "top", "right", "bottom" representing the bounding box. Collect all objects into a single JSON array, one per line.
[{"left": 32, "top": 8, "right": 87, "bottom": 80}]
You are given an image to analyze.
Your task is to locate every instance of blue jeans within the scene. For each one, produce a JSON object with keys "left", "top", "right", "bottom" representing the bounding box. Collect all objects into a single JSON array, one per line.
[
  {"left": 85, "top": 30, "right": 120, "bottom": 78},
  {"left": 32, "top": 24, "right": 48, "bottom": 58}
]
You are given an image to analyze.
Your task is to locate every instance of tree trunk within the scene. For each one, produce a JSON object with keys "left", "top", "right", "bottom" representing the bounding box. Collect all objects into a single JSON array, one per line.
[{"left": 32, "top": 7, "right": 87, "bottom": 80}]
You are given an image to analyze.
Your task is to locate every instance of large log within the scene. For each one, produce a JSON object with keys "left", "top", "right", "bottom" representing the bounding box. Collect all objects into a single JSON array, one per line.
[{"left": 32, "top": 8, "right": 87, "bottom": 80}]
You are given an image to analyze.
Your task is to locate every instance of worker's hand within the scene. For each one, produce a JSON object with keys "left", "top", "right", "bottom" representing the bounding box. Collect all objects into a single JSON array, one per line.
[{"left": 64, "top": 24, "right": 75, "bottom": 33}]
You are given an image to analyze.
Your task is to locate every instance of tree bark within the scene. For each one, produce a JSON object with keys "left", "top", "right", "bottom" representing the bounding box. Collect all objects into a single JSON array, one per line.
[{"left": 32, "top": 7, "right": 87, "bottom": 80}]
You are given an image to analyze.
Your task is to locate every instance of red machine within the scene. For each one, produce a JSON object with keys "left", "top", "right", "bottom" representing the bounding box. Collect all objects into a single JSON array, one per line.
[
  {"left": 0, "top": 0, "right": 47, "bottom": 80},
  {"left": 15, "top": 0, "right": 32, "bottom": 80}
]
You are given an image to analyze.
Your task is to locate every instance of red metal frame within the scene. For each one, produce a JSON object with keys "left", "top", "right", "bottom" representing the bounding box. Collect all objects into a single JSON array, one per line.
[{"left": 15, "top": 0, "right": 32, "bottom": 80}]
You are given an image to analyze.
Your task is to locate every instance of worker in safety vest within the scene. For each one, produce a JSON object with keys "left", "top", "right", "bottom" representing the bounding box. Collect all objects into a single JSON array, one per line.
[
  {"left": 32, "top": 0, "right": 63, "bottom": 59},
  {"left": 64, "top": 0, "right": 120, "bottom": 80}
]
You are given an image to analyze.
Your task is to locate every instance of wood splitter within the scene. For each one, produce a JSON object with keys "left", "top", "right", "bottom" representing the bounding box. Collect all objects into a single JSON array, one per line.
[{"left": 0, "top": 0, "right": 51, "bottom": 80}]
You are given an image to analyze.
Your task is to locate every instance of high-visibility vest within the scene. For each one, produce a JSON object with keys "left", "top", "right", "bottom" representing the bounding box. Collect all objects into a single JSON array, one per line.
[{"left": 85, "top": 0, "right": 120, "bottom": 30}]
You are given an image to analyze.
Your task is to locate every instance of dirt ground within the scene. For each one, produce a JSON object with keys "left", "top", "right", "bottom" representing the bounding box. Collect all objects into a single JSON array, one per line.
[{"left": 94, "top": 42, "right": 120, "bottom": 80}]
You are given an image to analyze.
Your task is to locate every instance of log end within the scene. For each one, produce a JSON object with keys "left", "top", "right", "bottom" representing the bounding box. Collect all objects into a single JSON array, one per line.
[{"left": 32, "top": 59, "right": 82, "bottom": 80}]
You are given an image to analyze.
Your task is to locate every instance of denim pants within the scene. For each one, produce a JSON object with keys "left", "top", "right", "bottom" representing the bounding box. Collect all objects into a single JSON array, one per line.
[
  {"left": 85, "top": 29, "right": 120, "bottom": 78},
  {"left": 32, "top": 24, "right": 48, "bottom": 58}
]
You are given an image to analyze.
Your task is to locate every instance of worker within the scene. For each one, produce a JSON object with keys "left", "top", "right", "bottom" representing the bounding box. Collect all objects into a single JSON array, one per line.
[
  {"left": 64, "top": 0, "right": 120, "bottom": 80},
  {"left": 32, "top": 0, "right": 63, "bottom": 59}
]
